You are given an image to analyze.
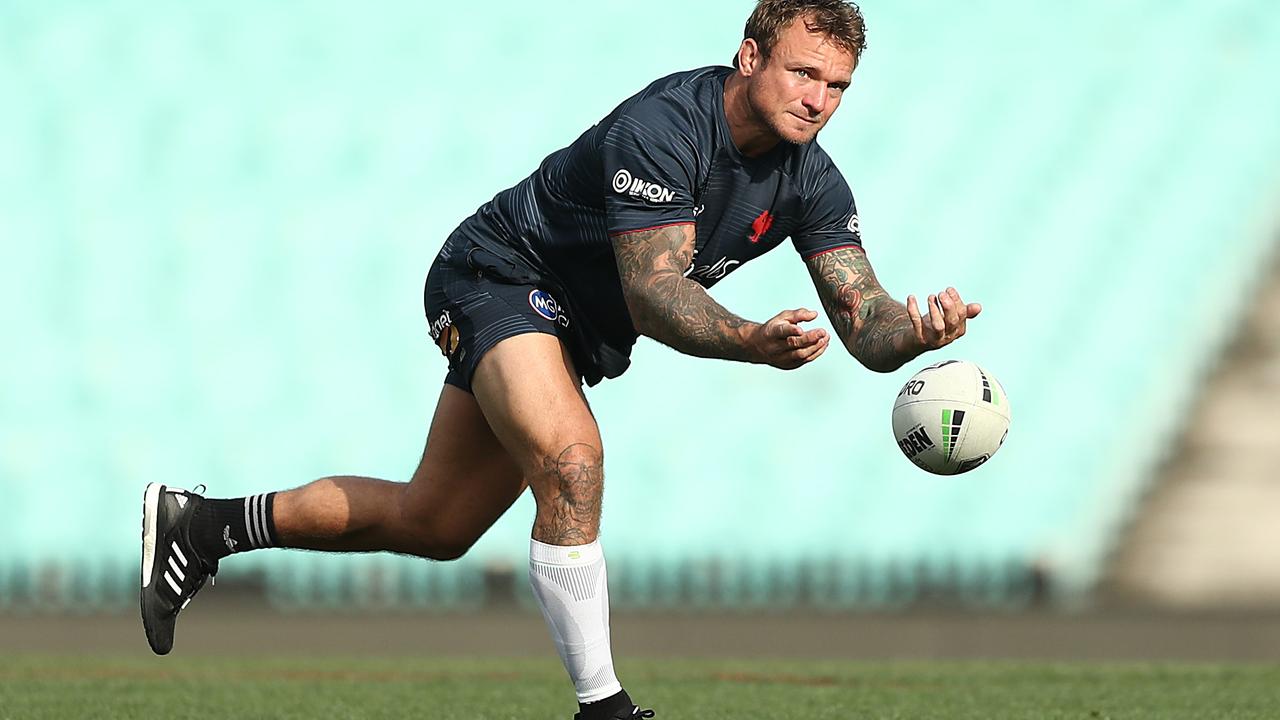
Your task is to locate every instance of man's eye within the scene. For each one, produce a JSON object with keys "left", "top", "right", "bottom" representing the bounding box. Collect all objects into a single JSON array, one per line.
[{"left": 795, "top": 69, "right": 809, "bottom": 79}]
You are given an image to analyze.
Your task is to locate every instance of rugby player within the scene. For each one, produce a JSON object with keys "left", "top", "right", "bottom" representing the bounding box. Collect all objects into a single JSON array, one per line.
[{"left": 140, "top": 1, "right": 981, "bottom": 717}]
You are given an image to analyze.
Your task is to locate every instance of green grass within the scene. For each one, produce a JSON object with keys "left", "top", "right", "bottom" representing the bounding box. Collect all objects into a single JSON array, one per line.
[{"left": 2, "top": 656, "right": 1278, "bottom": 719}]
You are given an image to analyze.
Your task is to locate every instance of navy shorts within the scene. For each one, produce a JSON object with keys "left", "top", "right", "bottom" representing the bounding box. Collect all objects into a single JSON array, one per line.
[{"left": 423, "top": 253, "right": 579, "bottom": 393}]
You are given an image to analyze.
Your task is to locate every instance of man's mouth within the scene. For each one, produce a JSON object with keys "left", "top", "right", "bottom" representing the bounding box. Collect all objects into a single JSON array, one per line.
[{"left": 790, "top": 112, "right": 821, "bottom": 125}]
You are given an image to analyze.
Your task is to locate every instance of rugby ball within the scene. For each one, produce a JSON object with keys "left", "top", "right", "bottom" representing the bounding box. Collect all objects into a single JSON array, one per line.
[{"left": 892, "top": 360, "right": 1010, "bottom": 475}]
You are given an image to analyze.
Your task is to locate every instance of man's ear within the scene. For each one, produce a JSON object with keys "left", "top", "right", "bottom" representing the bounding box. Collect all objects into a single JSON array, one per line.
[{"left": 737, "top": 38, "right": 762, "bottom": 76}]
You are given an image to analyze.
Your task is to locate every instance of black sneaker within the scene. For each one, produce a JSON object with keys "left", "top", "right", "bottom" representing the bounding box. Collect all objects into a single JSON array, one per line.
[
  {"left": 140, "top": 482, "right": 218, "bottom": 655},
  {"left": 574, "top": 706, "right": 655, "bottom": 720}
]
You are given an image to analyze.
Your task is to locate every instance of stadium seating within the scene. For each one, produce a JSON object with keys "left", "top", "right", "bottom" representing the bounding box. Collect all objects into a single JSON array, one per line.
[{"left": 2, "top": 0, "right": 1278, "bottom": 610}]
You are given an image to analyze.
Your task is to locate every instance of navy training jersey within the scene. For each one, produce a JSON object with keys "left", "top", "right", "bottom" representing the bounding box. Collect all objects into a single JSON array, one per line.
[{"left": 442, "top": 65, "right": 863, "bottom": 375}]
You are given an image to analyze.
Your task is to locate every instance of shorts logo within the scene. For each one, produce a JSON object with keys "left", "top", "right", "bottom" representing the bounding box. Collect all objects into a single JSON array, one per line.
[
  {"left": 528, "top": 289, "right": 570, "bottom": 328},
  {"left": 429, "top": 310, "right": 461, "bottom": 358},
  {"left": 611, "top": 168, "right": 675, "bottom": 204}
]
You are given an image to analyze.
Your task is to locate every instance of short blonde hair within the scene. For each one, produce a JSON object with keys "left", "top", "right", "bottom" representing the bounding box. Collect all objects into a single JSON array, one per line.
[{"left": 737, "top": 0, "right": 867, "bottom": 67}]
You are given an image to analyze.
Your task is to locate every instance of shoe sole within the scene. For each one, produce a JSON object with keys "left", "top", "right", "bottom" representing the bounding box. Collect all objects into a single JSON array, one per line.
[
  {"left": 140, "top": 482, "right": 171, "bottom": 655},
  {"left": 141, "top": 482, "right": 163, "bottom": 589}
]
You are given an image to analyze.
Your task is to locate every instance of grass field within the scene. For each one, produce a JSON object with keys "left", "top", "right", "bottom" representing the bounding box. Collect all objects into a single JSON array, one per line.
[{"left": 2, "top": 656, "right": 1278, "bottom": 719}]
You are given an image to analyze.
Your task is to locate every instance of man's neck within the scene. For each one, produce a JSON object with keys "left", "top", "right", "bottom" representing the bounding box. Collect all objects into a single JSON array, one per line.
[{"left": 723, "top": 72, "right": 779, "bottom": 158}]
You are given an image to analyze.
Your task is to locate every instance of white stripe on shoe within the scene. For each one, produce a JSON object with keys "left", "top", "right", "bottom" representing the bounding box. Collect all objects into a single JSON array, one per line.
[
  {"left": 167, "top": 556, "right": 185, "bottom": 582},
  {"left": 164, "top": 571, "right": 182, "bottom": 595},
  {"left": 171, "top": 542, "right": 188, "bottom": 567}
]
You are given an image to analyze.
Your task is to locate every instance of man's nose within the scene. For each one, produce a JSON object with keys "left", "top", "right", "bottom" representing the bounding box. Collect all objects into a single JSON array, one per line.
[{"left": 802, "top": 84, "right": 827, "bottom": 115}]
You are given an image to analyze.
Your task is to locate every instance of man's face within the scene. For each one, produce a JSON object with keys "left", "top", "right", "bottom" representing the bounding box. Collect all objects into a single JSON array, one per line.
[{"left": 741, "top": 17, "right": 856, "bottom": 145}]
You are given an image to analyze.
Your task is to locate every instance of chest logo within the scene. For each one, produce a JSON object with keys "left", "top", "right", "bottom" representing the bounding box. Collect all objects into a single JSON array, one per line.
[
  {"left": 749, "top": 210, "right": 775, "bottom": 243},
  {"left": 685, "top": 256, "right": 741, "bottom": 282}
]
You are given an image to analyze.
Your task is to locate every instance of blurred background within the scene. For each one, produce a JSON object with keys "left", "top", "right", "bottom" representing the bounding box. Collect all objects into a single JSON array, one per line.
[{"left": 3, "top": 0, "right": 1279, "bottom": 659}]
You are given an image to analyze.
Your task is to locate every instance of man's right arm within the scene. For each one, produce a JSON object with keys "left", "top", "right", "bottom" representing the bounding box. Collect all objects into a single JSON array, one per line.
[
  {"left": 612, "top": 223, "right": 760, "bottom": 362},
  {"left": 612, "top": 223, "right": 829, "bottom": 369}
]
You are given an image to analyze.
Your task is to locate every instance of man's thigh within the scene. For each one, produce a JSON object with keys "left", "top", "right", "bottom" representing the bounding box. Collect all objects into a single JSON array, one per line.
[
  {"left": 470, "top": 333, "right": 599, "bottom": 470},
  {"left": 470, "top": 333, "right": 604, "bottom": 545},
  {"left": 401, "top": 330, "right": 598, "bottom": 550},
  {"left": 420, "top": 254, "right": 602, "bottom": 543}
]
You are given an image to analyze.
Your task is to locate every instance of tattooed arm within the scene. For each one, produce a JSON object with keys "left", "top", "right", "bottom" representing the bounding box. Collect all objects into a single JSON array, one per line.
[
  {"left": 804, "top": 247, "right": 982, "bottom": 372},
  {"left": 613, "top": 223, "right": 830, "bottom": 369},
  {"left": 612, "top": 223, "right": 755, "bottom": 361},
  {"left": 805, "top": 247, "right": 918, "bottom": 372}
]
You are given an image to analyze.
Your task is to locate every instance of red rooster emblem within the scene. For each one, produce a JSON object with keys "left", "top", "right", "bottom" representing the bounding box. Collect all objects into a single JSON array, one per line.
[{"left": 749, "top": 210, "right": 774, "bottom": 243}]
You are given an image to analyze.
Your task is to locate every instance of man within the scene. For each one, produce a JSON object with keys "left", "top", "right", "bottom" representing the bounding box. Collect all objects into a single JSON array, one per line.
[{"left": 140, "top": 1, "right": 981, "bottom": 717}]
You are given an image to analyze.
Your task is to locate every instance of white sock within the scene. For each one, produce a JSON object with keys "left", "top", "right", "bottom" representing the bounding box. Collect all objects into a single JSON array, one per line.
[{"left": 528, "top": 538, "right": 622, "bottom": 703}]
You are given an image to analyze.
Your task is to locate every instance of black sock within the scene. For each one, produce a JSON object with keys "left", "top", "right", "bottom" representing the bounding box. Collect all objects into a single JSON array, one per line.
[
  {"left": 578, "top": 689, "right": 632, "bottom": 720},
  {"left": 190, "top": 493, "right": 279, "bottom": 561}
]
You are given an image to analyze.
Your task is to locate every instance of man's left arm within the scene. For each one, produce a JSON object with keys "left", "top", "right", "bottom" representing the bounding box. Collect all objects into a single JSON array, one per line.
[{"left": 804, "top": 246, "right": 981, "bottom": 373}]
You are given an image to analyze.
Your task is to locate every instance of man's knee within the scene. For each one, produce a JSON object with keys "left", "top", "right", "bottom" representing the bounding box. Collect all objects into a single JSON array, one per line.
[
  {"left": 538, "top": 441, "right": 604, "bottom": 509},
  {"left": 422, "top": 537, "right": 473, "bottom": 562},
  {"left": 399, "top": 525, "right": 476, "bottom": 561},
  {"left": 530, "top": 441, "right": 604, "bottom": 544},
  {"left": 397, "top": 498, "right": 479, "bottom": 561}
]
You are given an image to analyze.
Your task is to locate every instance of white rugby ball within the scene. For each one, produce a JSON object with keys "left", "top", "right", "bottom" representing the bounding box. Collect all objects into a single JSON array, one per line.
[{"left": 892, "top": 360, "right": 1011, "bottom": 475}]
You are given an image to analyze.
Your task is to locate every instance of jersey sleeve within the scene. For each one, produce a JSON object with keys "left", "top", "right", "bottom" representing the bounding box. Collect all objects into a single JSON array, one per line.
[
  {"left": 792, "top": 161, "right": 864, "bottom": 260},
  {"left": 601, "top": 111, "right": 698, "bottom": 237}
]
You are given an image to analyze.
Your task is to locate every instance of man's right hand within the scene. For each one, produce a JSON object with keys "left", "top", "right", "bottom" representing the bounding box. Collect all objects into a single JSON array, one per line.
[{"left": 747, "top": 308, "right": 830, "bottom": 370}]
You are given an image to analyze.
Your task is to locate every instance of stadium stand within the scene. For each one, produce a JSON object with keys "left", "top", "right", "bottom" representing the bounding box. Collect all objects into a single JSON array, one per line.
[{"left": 2, "top": 0, "right": 1278, "bottom": 610}]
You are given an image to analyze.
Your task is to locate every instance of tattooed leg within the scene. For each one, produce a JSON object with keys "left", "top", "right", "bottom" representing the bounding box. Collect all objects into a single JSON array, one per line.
[
  {"left": 467, "top": 332, "right": 625, "bottom": 706},
  {"left": 531, "top": 442, "right": 605, "bottom": 545}
]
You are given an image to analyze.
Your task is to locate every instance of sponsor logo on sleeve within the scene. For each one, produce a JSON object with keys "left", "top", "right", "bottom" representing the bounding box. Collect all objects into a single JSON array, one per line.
[
  {"left": 846, "top": 212, "right": 860, "bottom": 236},
  {"left": 611, "top": 168, "right": 676, "bottom": 204}
]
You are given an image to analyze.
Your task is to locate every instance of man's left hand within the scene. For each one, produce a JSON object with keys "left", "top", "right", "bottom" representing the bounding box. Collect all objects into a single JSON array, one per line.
[{"left": 906, "top": 287, "right": 981, "bottom": 350}]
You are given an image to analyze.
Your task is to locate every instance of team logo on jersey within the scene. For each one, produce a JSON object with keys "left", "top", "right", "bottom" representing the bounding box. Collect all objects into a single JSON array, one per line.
[
  {"left": 846, "top": 212, "right": 861, "bottom": 236},
  {"left": 528, "top": 289, "right": 570, "bottom": 328},
  {"left": 749, "top": 210, "right": 775, "bottom": 243},
  {"left": 611, "top": 168, "right": 675, "bottom": 204},
  {"left": 429, "top": 310, "right": 461, "bottom": 358}
]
